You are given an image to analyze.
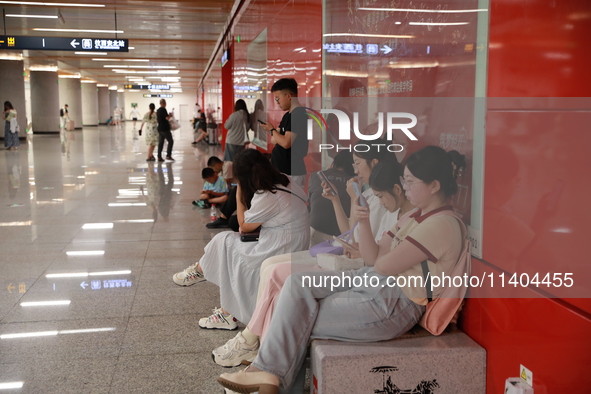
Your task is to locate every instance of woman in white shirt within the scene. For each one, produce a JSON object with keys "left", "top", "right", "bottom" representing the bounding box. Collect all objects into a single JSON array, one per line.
[
  {"left": 129, "top": 106, "right": 140, "bottom": 129},
  {"left": 172, "top": 149, "right": 310, "bottom": 328}
]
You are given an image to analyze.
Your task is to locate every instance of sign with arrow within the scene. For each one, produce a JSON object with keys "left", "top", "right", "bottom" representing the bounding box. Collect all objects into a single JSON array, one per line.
[
  {"left": 80, "top": 281, "right": 89, "bottom": 289},
  {"left": 0, "top": 36, "right": 128, "bottom": 52}
]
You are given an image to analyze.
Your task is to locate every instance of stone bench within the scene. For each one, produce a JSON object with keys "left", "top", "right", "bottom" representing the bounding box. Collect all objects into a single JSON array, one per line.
[{"left": 310, "top": 326, "right": 486, "bottom": 394}]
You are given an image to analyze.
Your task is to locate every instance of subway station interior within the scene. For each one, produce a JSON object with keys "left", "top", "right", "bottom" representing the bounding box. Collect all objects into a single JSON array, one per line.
[{"left": 0, "top": 0, "right": 590, "bottom": 393}]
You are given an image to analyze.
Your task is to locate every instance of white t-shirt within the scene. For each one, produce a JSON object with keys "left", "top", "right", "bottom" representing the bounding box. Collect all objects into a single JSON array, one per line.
[{"left": 351, "top": 188, "right": 398, "bottom": 243}]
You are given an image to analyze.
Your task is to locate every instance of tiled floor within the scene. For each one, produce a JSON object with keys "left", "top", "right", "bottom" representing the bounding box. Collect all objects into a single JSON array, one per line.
[{"left": 0, "top": 125, "right": 243, "bottom": 393}]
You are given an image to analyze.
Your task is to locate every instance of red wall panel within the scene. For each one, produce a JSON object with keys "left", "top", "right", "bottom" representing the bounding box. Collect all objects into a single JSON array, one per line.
[{"left": 462, "top": 0, "right": 591, "bottom": 392}]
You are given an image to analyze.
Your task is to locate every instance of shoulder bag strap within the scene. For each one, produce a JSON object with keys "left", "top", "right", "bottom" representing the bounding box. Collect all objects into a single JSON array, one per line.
[
  {"left": 421, "top": 260, "right": 433, "bottom": 302},
  {"left": 273, "top": 187, "right": 308, "bottom": 204}
]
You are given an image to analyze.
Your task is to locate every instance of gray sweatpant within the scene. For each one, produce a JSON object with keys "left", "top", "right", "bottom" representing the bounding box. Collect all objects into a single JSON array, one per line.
[{"left": 251, "top": 267, "right": 425, "bottom": 389}]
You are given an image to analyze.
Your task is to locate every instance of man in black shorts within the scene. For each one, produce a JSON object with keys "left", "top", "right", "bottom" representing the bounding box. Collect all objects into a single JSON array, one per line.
[
  {"left": 261, "top": 78, "right": 308, "bottom": 188},
  {"left": 157, "top": 99, "right": 174, "bottom": 161}
]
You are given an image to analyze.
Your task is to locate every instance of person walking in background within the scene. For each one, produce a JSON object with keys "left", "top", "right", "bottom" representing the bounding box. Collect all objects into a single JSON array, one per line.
[
  {"left": 139, "top": 103, "right": 158, "bottom": 161},
  {"left": 129, "top": 105, "right": 140, "bottom": 130},
  {"left": 3, "top": 101, "right": 19, "bottom": 151},
  {"left": 224, "top": 99, "right": 249, "bottom": 161},
  {"left": 113, "top": 106, "right": 121, "bottom": 127},
  {"left": 60, "top": 104, "right": 70, "bottom": 130},
  {"left": 156, "top": 99, "right": 174, "bottom": 162}
]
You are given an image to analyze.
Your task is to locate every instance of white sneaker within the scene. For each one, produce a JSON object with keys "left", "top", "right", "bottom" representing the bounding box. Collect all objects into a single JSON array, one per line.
[
  {"left": 172, "top": 263, "right": 205, "bottom": 286},
  {"left": 199, "top": 307, "right": 239, "bottom": 331},
  {"left": 212, "top": 331, "right": 259, "bottom": 367}
]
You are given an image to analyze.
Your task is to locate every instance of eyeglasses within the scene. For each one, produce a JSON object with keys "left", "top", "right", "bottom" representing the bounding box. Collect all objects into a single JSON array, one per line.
[
  {"left": 274, "top": 93, "right": 290, "bottom": 103},
  {"left": 400, "top": 176, "right": 423, "bottom": 189}
]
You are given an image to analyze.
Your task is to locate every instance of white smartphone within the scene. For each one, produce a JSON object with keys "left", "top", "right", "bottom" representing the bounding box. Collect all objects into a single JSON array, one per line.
[
  {"left": 351, "top": 182, "right": 368, "bottom": 208},
  {"left": 317, "top": 171, "right": 338, "bottom": 196}
]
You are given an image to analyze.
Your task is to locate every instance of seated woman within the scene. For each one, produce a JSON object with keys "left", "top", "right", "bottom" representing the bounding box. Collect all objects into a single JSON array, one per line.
[
  {"left": 216, "top": 145, "right": 467, "bottom": 393},
  {"left": 211, "top": 159, "right": 415, "bottom": 367},
  {"left": 193, "top": 112, "right": 208, "bottom": 144},
  {"left": 307, "top": 151, "right": 355, "bottom": 247},
  {"left": 172, "top": 149, "right": 310, "bottom": 329},
  {"left": 208, "top": 143, "right": 401, "bottom": 366}
]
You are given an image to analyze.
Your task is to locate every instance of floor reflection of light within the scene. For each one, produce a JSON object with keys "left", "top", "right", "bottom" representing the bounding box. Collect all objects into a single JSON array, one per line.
[
  {"left": 0, "top": 221, "right": 32, "bottom": 226},
  {"left": 66, "top": 250, "right": 105, "bottom": 256},
  {"left": 0, "top": 382, "right": 25, "bottom": 389},
  {"left": 114, "top": 219, "right": 154, "bottom": 223},
  {"left": 82, "top": 223, "right": 114, "bottom": 229},
  {"left": 21, "top": 300, "right": 71, "bottom": 307},
  {"left": 1, "top": 327, "right": 116, "bottom": 340},
  {"left": 108, "top": 203, "right": 147, "bottom": 207},
  {"left": 46, "top": 270, "right": 132, "bottom": 278},
  {"left": 1, "top": 331, "right": 58, "bottom": 339}
]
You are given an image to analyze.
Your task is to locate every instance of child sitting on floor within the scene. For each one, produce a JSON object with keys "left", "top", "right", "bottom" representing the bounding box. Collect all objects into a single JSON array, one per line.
[
  {"left": 207, "top": 156, "right": 234, "bottom": 186},
  {"left": 193, "top": 167, "right": 229, "bottom": 208}
]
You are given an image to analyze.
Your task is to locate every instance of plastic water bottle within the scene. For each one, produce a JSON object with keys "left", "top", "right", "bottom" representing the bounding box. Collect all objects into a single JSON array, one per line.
[{"left": 210, "top": 204, "right": 217, "bottom": 222}]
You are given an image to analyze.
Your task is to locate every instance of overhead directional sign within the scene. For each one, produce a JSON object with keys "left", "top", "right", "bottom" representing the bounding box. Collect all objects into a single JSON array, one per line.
[
  {"left": 0, "top": 36, "right": 129, "bottom": 52},
  {"left": 143, "top": 94, "right": 173, "bottom": 98},
  {"left": 124, "top": 84, "right": 170, "bottom": 90}
]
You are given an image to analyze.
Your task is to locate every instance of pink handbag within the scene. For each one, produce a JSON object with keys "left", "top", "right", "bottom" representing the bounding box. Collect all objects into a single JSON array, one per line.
[{"left": 418, "top": 210, "right": 471, "bottom": 335}]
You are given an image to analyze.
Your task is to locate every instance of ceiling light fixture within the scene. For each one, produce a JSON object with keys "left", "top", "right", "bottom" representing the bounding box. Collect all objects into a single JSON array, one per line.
[
  {"left": 359, "top": 7, "right": 487, "bottom": 13},
  {"left": 409, "top": 21, "right": 469, "bottom": 26},
  {"left": 6, "top": 13, "right": 58, "bottom": 18},
  {"left": 0, "top": 1, "right": 105, "bottom": 6},
  {"left": 29, "top": 66, "right": 57, "bottom": 71},
  {"left": 323, "top": 33, "right": 414, "bottom": 39},
  {"left": 34, "top": 28, "right": 123, "bottom": 33}
]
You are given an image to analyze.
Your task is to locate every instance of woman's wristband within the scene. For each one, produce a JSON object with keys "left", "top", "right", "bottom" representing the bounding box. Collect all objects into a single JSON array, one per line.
[{"left": 270, "top": 128, "right": 276, "bottom": 135}]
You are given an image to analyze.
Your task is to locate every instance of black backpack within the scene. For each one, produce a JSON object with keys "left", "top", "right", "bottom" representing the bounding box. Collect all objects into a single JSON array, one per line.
[{"left": 60, "top": 108, "right": 64, "bottom": 117}]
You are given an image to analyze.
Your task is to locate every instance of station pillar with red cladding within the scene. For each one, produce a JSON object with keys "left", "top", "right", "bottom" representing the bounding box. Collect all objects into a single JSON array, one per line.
[{"left": 220, "top": 43, "right": 235, "bottom": 150}]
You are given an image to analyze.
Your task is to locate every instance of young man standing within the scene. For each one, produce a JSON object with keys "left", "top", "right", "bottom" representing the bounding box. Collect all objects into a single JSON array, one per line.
[
  {"left": 157, "top": 99, "right": 174, "bottom": 162},
  {"left": 261, "top": 78, "right": 308, "bottom": 188}
]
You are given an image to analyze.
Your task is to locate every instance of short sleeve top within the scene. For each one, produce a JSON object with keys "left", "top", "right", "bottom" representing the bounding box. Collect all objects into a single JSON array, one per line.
[
  {"left": 391, "top": 206, "right": 463, "bottom": 305},
  {"left": 203, "top": 176, "right": 229, "bottom": 193}
]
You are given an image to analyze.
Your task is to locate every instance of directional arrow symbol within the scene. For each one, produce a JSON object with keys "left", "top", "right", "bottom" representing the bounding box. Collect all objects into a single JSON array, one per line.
[
  {"left": 7, "top": 283, "right": 15, "bottom": 294},
  {"left": 476, "top": 43, "right": 485, "bottom": 51},
  {"left": 70, "top": 39, "right": 80, "bottom": 48},
  {"left": 80, "top": 281, "right": 88, "bottom": 289},
  {"left": 381, "top": 45, "right": 393, "bottom": 55}
]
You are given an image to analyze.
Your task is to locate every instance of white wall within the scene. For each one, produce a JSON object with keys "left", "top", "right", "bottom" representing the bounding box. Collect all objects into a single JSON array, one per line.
[{"left": 123, "top": 91, "right": 198, "bottom": 122}]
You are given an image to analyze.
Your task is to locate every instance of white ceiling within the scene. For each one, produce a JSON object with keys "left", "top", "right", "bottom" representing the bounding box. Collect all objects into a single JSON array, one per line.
[{"left": 0, "top": 0, "right": 236, "bottom": 91}]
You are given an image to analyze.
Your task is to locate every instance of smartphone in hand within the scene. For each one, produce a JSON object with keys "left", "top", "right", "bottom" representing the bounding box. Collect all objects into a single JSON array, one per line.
[
  {"left": 257, "top": 119, "right": 266, "bottom": 125},
  {"left": 318, "top": 171, "right": 338, "bottom": 196},
  {"left": 332, "top": 235, "right": 358, "bottom": 250},
  {"left": 351, "top": 182, "right": 368, "bottom": 208}
]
